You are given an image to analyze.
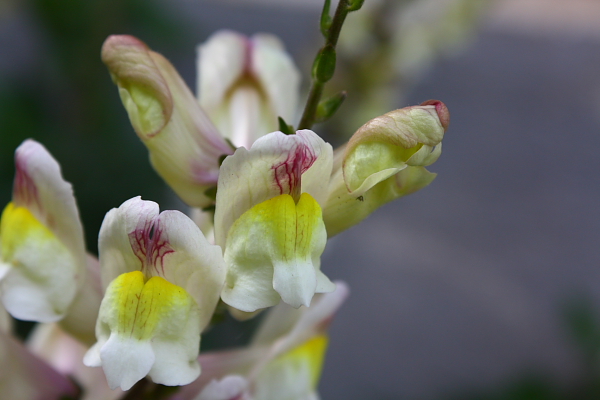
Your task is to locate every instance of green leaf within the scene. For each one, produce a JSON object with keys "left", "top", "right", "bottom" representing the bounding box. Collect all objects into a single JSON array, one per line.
[
  {"left": 315, "top": 91, "right": 347, "bottom": 123},
  {"left": 312, "top": 45, "right": 337, "bottom": 83},
  {"left": 347, "top": 0, "right": 365, "bottom": 11},
  {"left": 320, "top": 0, "right": 332, "bottom": 37},
  {"left": 278, "top": 117, "right": 295, "bottom": 135}
]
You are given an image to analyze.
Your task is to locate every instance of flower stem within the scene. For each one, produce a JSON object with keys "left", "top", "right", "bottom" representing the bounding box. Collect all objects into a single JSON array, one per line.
[{"left": 298, "top": 0, "right": 351, "bottom": 130}]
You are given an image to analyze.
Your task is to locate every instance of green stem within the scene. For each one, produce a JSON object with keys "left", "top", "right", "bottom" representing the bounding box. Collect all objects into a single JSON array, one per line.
[{"left": 298, "top": 0, "right": 351, "bottom": 129}]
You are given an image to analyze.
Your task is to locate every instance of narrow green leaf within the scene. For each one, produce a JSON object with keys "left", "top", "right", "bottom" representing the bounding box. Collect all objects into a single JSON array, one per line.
[
  {"left": 347, "top": 0, "right": 365, "bottom": 11},
  {"left": 204, "top": 186, "right": 218, "bottom": 200},
  {"left": 315, "top": 91, "right": 347, "bottom": 123},
  {"left": 320, "top": 0, "right": 332, "bottom": 37},
  {"left": 278, "top": 116, "right": 295, "bottom": 135},
  {"left": 312, "top": 45, "right": 336, "bottom": 83}
]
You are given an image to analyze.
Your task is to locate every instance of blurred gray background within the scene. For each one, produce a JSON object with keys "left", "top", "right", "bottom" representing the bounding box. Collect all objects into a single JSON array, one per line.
[{"left": 2, "top": 0, "right": 600, "bottom": 399}]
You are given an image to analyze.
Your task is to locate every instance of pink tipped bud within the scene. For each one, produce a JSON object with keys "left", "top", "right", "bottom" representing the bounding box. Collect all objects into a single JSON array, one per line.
[{"left": 420, "top": 99, "right": 450, "bottom": 131}]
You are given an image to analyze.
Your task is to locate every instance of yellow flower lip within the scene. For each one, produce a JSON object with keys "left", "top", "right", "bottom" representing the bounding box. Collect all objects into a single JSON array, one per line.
[
  {"left": 1, "top": 202, "right": 53, "bottom": 263},
  {"left": 222, "top": 191, "right": 333, "bottom": 311},
  {"left": 110, "top": 271, "right": 194, "bottom": 341}
]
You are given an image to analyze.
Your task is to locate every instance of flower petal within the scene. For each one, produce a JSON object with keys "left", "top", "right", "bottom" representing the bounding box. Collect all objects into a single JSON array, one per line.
[
  {"left": 197, "top": 30, "right": 246, "bottom": 119},
  {"left": 98, "top": 196, "right": 159, "bottom": 289},
  {"left": 0, "top": 140, "right": 87, "bottom": 323},
  {"left": 254, "top": 335, "right": 327, "bottom": 400},
  {"left": 99, "top": 197, "right": 226, "bottom": 329},
  {"left": 195, "top": 375, "right": 250, "bottom": 400},
  {"left": 0, "top": 203, "right": 78, "bottom": 322},
  {"left": 197, "top": 31, "right": 301, "bottom": 149},
  {"left": 324, "top": 165, "right": 437, "bottom": 237},
  {"left": 11, "top": 140, "right": 86, "bottom": 267},
  {"left": 221, "top": 193, "right": 331, "bottom": 311},
  {"left": 84, "top": 271, "right": 201, "bottom": 390},
  {"left": 214, "top": 130, "right": 331, "bottom": 248},
  {"left": 251, "top": 34, "right": 301, "bottom": 126},
  {"left": 102, "top": 35, "right": 233, "bottom": 207}
]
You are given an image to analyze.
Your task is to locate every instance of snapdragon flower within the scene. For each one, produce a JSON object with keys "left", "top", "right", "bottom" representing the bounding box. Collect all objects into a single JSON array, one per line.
[
  {"left": 84, "top": 197, "right": 226, "bottom": 390},
  {"left": 215, "top": 130, "right": 335, "bottom": 312},
  {"left": 324, "top": 100, "right": 449, "bottom": 235},
  {"left": 171, "top": 282, "right": 349, "bottom": 400},
  {"left": 0, "top": 140, "right": 100, "bottom": 343}
]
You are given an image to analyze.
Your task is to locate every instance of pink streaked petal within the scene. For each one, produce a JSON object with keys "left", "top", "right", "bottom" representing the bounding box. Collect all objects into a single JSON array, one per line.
[
  {"left": 99, "top": 197, "right": 225, "bottom": 329},
  {"left": 153, "top": 209, "right": 226, "bottom": 329},
  {"left": 297, "top": 129, "right": 333, "bottom": 206},
  {"left": 98, "top": 196, "right": 160, "bottom": 289},
  {"left": 214, "top": 130, "right": 328, "bottom": 248},
  {"left": 12, "top": 139, "right": 87, "bottom": 272}
]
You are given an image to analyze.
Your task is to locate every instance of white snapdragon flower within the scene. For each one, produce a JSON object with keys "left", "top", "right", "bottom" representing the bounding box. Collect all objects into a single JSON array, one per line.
[
  {"left": 214, "top": 130, "right": 335, "bottom": 312},
  {"left": 83, "top": 197, "right": 226, "bottom": 390},
  {"left": 0, "top": 140, "right": 100, "bottom": 343},
  {"left": 172, "top": 282, "right": 349, "bottom": 400}
]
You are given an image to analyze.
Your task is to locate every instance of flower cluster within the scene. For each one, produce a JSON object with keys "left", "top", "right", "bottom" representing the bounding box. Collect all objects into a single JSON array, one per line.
[{"left": 0, "top": 24, "right": 448, "bottom": 400}]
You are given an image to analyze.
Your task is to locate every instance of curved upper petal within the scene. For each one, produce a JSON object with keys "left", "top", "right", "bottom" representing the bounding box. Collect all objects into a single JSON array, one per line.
[
  {"left": 11, "top": 140, "right": 86, "bottom": 267},
  {"left": 197, "top": 30, "right": 247, "bottom": 116},
  {"left": 214, "top": 130, "right": 332, "bottom": 248},
  {"left": 0, "top": 140, "right": 86, "bottom": 322},
  {"left": 251, "top": 33, "right": 301, "bottom": 127},
  {"left": 98, "top": 196, "right": 226, "bottom": 328},
  {"left": 102, "top": 35, "right": 233, "bottom": 207},
  {"left": 197, "top": 31, "right": 301, "bottom": 149}
]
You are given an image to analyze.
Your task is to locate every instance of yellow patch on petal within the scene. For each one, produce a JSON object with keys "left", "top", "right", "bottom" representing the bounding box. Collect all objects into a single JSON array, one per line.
[
  {"left": 283, "top": 335, "right": 329, "bottom": 389},
  {"left": 108, "top": 271, "right": 195, "bottom": 341},
  {"left": 0, "top": 202, "right": 54, "bottom": 263},
  {"left": 238, "top": 193, "right": 322, "bottom": 263}
]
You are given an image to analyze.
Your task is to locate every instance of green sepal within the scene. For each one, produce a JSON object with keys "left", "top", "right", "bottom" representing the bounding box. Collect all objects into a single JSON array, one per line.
[
  {"left": 278, "top": 116, "right": 296, "bottom": 136},
  {"left": 224, "top": 138, "right": 237, "bottom": 151},
  {"left": 201, "top": 204, "right": 216, "bottom": 213},
  {"left": 320, "top": 0, "right": 332, "bottom": 37},
  {"left": 203, "top": 186, "right": 218, "bottom": 201},
  {"left": 315, "top": 91, "right": 347, "bottom": 123},
  {"left": 347, "top": 0, "right": 365, "bottom": 11},
  {"left": 312, "top": 45, "right": 336, "bottom": 83}
]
